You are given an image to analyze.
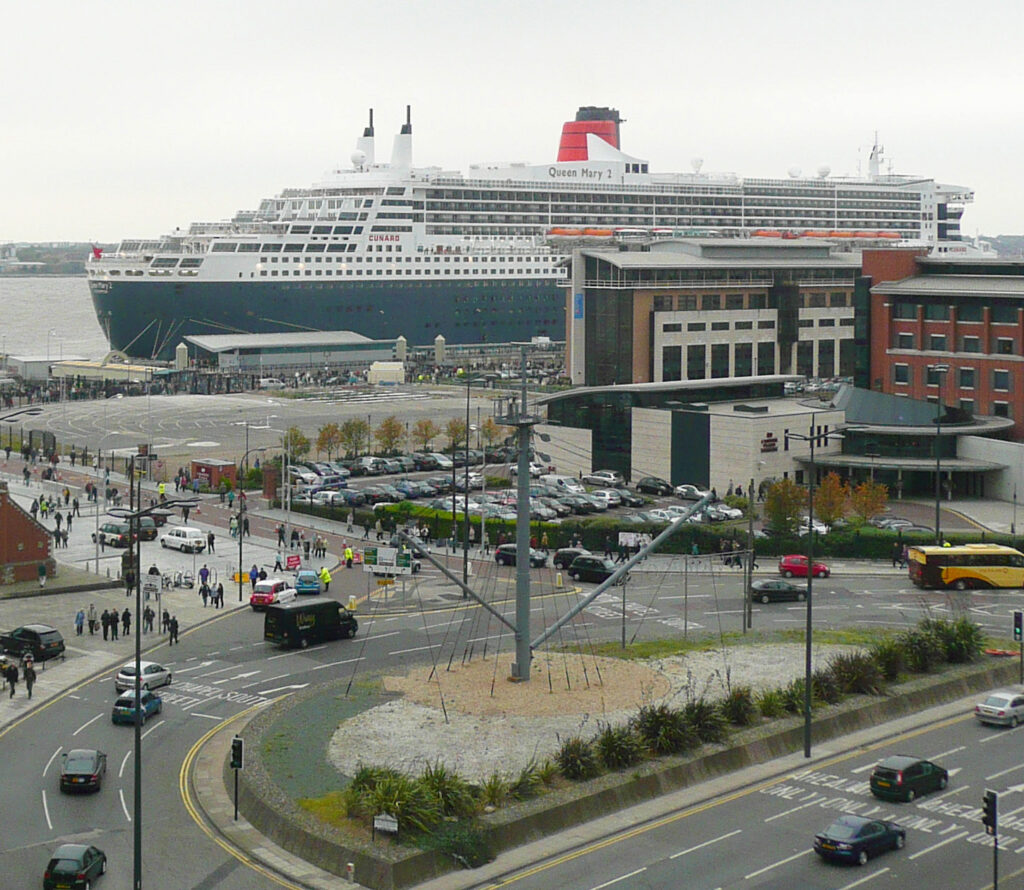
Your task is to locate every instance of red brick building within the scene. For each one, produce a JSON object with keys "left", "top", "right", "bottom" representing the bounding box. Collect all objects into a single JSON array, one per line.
[
  {"left": 865, "top": 249, "right": 1024, "bottom": 440},
  {"left": 0, "top": 481, "right": 54, "bottom": 583}
]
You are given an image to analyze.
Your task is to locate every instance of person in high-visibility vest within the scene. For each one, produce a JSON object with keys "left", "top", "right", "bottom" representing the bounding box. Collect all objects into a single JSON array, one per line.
[
  {"left": 319, "top": 565, "right": 332, "bottom": 592},
  {"left": 157, "top": 481, "right": 166, "bottom": 501},
  {"left": 344, "top": 545, "right": 354, "bottom": 569}
]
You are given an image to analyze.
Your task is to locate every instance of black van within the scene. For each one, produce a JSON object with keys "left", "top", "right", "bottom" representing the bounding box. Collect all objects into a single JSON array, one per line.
[{"left": 264, "top": 599, "right": 358, "bottom": 649}]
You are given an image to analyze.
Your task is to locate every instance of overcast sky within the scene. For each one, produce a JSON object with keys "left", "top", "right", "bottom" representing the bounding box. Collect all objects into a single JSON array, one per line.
[{"left": 4, "top": 0, "right": 1022, "bottom": 243}]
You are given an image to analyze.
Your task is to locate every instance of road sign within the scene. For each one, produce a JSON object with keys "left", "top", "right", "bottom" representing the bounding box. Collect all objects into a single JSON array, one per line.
[
  {"left": 377, "top": 578, "right": 394, "bottom": 587},
  {"left": 286, "top": 554, "right": 301, "bottom": 570},
  {"left": 363, "top": 547, "right": 413, "bottom": 575}
]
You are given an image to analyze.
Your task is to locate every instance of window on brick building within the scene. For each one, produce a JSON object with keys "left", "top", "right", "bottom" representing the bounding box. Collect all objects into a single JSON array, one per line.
[
  {"left": 960, "top": 399, "right": 975, "bottom": 415},
  {"left": 893, "top": 364, "right": 910, "bottom": 384},
  {"left": 992, "top": 304, "right": 1018, "bottom": 324},
  {"left": 929, "top": 334, "right": 947, "bottom": 351},
  {"left": 896, "top": 332, "right": 914, "bottom": 349},
  {"left": 994, "top": 402, "right": 1011, "bottom": 418},
  {"left": 958, "top": 303, "right": 983, "bottom": 322},
  {"left": 924, "top": 304, "right": 950, "bottom": 320},
  {"left": 994, "top": 337, "right": 1015, "bottom": 355},
  {"left": 961, "top": 336, "right": 981, "bottom": 353},
  {"left": 993, "top": 370, "right": 1011, "bottom": 392},
  {"left": 959, "top": 368, "right": 975, "bottom": 388}
]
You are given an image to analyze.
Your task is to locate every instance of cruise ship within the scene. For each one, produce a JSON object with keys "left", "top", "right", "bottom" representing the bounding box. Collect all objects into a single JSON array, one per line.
[{"left": 87, "top": 107, "right": 973, "bottom": 360}]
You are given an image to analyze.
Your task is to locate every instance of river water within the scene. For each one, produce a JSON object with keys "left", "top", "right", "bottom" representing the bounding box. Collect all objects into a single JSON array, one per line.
[{"left": 0, "top": 277, "right": 108, "bottom": 360}]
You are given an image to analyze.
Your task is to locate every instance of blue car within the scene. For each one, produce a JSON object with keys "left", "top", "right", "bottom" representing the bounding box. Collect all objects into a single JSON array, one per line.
[
  {"left": 393, "top": 479, "right": 421, "bottom": 499},
  {"left": 294, "top": 569, "right": 321, "bottom": 595},
  {"left": 111, "top": 689, "right": 162, "bottom": 725}
]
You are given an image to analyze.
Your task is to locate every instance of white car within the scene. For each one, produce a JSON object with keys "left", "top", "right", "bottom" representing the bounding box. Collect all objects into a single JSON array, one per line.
[
  {"left": 115, "top": 660, "right": 172, "bottom": 692},
  {"left": 798, "top": 517, "right": 830, "bottom": 536},
  {"left": 590, "top": 489, "right": 622, "bottom": 508},
  {"left": 250, "top": 578, "right": 298, "bottom": 610},
  {"left": 583, "top": 469, "right": 625, "bottom": 487},
  {"left": 160, "top": 526, "right": 207, "bottom": 553},
  {"left": 510, "top": 461, "right": 546, "bottom": 477},
  {"left": 709, "top": 504, "right": 744, "bottom": 521},
  {"left": 674, "top": 483, "right": 711, "bottom": 500}
]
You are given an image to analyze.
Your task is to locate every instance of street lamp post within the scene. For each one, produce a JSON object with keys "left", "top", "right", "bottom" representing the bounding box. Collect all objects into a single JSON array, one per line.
[
  {"left": 109, "top": 491, "right": 196, "bottom": 890},
  {"left": 930, "top": 364, "right": 950, "bottom": 545},
  {"left": 785, "top": 418, "right": 846, "bottom": 759},
  {"left": 237, "top": 445, "right": 267, "bottom": 602}
]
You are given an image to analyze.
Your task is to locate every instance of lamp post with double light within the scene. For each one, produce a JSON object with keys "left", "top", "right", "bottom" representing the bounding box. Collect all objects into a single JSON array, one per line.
[
  {"left": 929, "top": 363, "right": 950, "bottom": 545},
  {"left": 236, "top": 445, "right": 267, "bottom": 602}
]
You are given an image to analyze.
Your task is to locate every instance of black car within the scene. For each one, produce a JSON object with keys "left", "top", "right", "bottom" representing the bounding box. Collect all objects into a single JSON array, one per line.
[
  {"left": 0, "top": 624, "right": 65, "bottom": 661},
  {"left": 635, "top": 476, "right": 672, "bottom": 496},
  {"left": 750, "top": 579, "right": 807, "bottom": 604},
  {"left": 43, "top": 843, "right": 107, "bottom": 889},
  {"left": 359, "top": 486, "right": 393, "bottom": 505},
  {"left": 91, "top": 521, "right": 135, "bottom": 547},
  {"left": 869, "top": 755, "right": 948, "bottom": 802},
  {"left": 60, "top": 749, "right": 107, "bottom": 793},
  {"left": 613, "top": 487, "right": 645, "bottom": 507},
  {"left": 813, "top": 814, "right": 905, "bottom": 865},
  {"left": 136, "top": 516, "right": 159, "bottom": 541},
  {"left": 495, "top": 544, "right": 547, "bottom": 567},
  {"left": 413, "top": 453, "right": 441, "bottom": 471},
  {"left": 553, "top": 547, "right": 591, "bottom": 570},
  {"left": 567, "top": 555, "right": 618, "bottom": 583},
  {"left": 425, "top": 475, "right": 454, "bottom": 493}
]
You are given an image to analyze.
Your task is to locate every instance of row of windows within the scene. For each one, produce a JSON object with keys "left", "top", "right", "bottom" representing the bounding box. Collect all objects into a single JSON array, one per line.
[
  {"left": 255, "top": 267, "right": 553, "bottom": 278},
  {"left": 891, "top": 302, "right": 1022, "bottom": 323},
  {"left": 663, "top": 339, "right": 843, "bottom": 381},
  {"left": 893, "top": 332, "right": 1017, "bottom": 354},
  {"left": 893, "top": 364, "right": 1014, "bottom": 392}
]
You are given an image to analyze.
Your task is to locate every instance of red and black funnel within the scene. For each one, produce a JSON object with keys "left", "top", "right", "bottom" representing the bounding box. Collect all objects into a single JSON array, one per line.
[{"left": 557, "top": 106, "right": 623, "bottom": 161}]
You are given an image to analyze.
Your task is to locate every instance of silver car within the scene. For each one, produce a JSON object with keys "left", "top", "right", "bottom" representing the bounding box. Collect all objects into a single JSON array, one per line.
[
  {"left": 115, "top": 660, "right": 172, "bottom": 692},
  {"left": 975, "top": 687, "right": 1024, "bottom": 727}
]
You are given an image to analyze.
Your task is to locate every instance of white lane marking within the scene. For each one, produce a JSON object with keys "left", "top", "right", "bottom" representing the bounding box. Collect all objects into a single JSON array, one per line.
[
  {"left": 851, "top": 763, "right": 877, "bottom": 774},
  {"left": 669, "top": 828, "right": 742, "bottom": 859},
  {"left": 930, "top": 746, "right": 966, "bottom": 760},
  {"left": 907, "top": 830, "right": 969, "bottom": 860},
  {"left": 588, "top": 868, "right": 647, "bottom": 890},
  {"left": 73, "top": 713, "right": 103, "bottom": 736},
  {"left": 765, "top": 798, "right": 823, "bottom": 821},
  {"left": 744, "top": 849, "right": 812, "bottom": 878},
  {"left": 119, "top": 750, "right": 131, "bottom": 779},
  {"left": 119, "top": 789, "right": 131, "bottom": 822},
  {"left": 267, "top": 645, "right": 326, "bottom": 660},
  {"left": 309, "top": 657, "right": 364, "bottom": 672},
  {"left": 41, "top": 790, "right": 52, "bottom": 830},
  {"left": 239, "top": 672, "right": 291, "bottom": 689},
  {"left": 986, "top": 763, "right": 1024, "bottom": 781},
  {"left": 190, "top": 713, "right": 223, "bottom": 720},
  {"left": 365, "top": 630, "right": 401, "bottom": 641},
  {"left": 212, "top": 671, "right": 262, "bottom": 685},
  {"left": 201, "top": 664, "right": 243, "bottom": 676},
  {"left": 389, "top": 644, "right": 439, "bottom": 656},
  {"left": 174, "top": 661, "right": 216, "bottom": 674},
  {"left": 980, "top": 730, "right": 1014, "bottom": 744},
  {"left": 141, "top": 720, "right": 164, "bottom": 740},
  {"left": 838, "top": 867, "right": 890, "bottom": 888},
  {"left": 43, "top": 746, "right": 63, "bottom": 778},
  {"left": 257, "top": 684, "right": 310, "bottom": 695}
]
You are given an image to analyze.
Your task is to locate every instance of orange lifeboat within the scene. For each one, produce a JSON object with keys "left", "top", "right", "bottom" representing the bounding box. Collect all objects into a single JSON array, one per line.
[
  {"left": 753, "top": 229, "right": 782, "bottom": 238},
  {"left": 582, "top": 228, "right": 614, "bottom": 237},
  {"left": 547, "top": 228, "right": 582, "bottom": 237}
]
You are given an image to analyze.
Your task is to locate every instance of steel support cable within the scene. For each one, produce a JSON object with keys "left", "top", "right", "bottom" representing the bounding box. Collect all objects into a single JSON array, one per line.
[{"left": 628, "top": 560, "right": 674, "bottom": 647}]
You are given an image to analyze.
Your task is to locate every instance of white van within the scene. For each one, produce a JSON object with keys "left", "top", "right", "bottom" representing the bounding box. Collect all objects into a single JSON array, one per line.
[
  {"left": 540, "top": 474, "right": 585, "bottom": 494},
  {"left": 160, "top": 526, "right": 207, "bottom": 553},
  {"left": 258, "top": 377, "right": 286, "bottom": 390}
]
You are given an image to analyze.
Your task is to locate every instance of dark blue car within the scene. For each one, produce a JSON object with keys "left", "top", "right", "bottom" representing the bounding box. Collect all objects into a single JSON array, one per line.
[{"left": 111, "top": 689, "right": 162, "bottom": 725}]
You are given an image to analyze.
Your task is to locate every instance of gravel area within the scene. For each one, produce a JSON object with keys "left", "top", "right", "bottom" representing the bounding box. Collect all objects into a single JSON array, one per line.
[{"left": 328, "top": 643, "right": 855, "bottom": 782}]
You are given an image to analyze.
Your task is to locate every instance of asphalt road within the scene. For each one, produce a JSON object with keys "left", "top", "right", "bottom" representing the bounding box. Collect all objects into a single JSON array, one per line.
[{"left": 474, "top": 709, "right": 1023, "bottom": 890}]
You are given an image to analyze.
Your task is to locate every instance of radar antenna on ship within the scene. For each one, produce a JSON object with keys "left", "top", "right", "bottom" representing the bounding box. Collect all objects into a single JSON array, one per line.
[{"left": 868, "top": 131, "right": 884, "bottom": 180}]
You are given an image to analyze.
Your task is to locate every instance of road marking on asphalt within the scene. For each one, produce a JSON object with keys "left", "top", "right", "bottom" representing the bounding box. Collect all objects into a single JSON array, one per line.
[
  {"left": 175, "top": 660, "right": 216, "bottom": 674},
  {"left": 257, "top": 684, "right": 310, "bottom": 695},
  {"left": 73, "top": 712, "right": 103, "bottom": 736},
  {"left": 987, "top": 762, "right": 1024, "bottom": 781},
  {"left": 980, "top": 729, "right": 1017, "bottom": 744},
  {"left": 142, "top": 720, "right": 164, "bottom": 740},
  {"left": 41, "top": 790, "right": 52, "bottom": 830},
  {"left": 119, "top": 750, "right": 131, "bottom": 778},
  {"left": 309, "top": 658, "right": 364, "bottom": 673},
  {"left": 764, "top": 797, "right": 823, "bottom": 821},
  {"left": 201, "top": 664, "right": 245, "bottom": 676},
  {"left": 239, "top": 672, "right": 291, "bottom": 689},
  {"left": 43, "top": 745, "right": 62, "bottom": 778},
  {"left": 930, "top": 745, "right": 966, "bottom": 760},
  {"left": 212, "top": 671, "right": 262, "bottom": 685},
  {"left": 190, "top": 713, "right": 224, "bottom": 720},
  {"left": 669, "top": 828, "right": 741, "bottom": 859},
  {"left": 119, "top": 788, "right": 131, "bottom": 822},
  {"left": 907, "top": 829, "right": 968, "bottom": 860},
  {"left": 838, "top": 867, "right": 890, "bottom": 888},
  {"left": 588, "top": 868, "right": 647, "bottom": 889},
  {"left": 267, "top": 646, "right": 326, "bottom": 660},
  {"left": 744, "top": 848, "right": 811, "bottom": 878},
  {"left": 389, "top": 644, "right": 439, "bottom": 655}
]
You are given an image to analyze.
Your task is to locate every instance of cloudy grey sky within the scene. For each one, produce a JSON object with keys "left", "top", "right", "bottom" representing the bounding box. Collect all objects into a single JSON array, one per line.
[{"left": 4, "top": 0, "right": 1022, "bottom": 243}]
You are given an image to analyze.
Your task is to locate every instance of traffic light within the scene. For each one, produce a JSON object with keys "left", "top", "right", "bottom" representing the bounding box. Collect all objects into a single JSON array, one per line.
[
  {"left": 230, "top": 736, "right": 244, "bottom": 770},
  {"left": 1014, "top": 611, "right": 1023, "bottom": 642},
  {"left": 982, "top": 789, "right": 998, "bottom": 836}
]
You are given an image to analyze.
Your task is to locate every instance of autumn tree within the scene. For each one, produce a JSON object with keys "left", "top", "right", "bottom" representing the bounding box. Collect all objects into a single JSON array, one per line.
[
  {"left": 411, "top": 418, "right": 441, "bottom": 451},
  {"left": 764, "top": 478, "right": 804, "bottom": 536},
  {"left": 480, "top": 416, "right": 509, "bottom": 448},
  {"left": 445, "top": 417, "right": 468, "bottom": 452},
  {"left": 339, "top": 418, "right": 371, "bottom": 457},
  {"left": 848, "top": 480, "right": 889, "bottom": 524},
  {"left": 375, "top": 415, "right": 405, "bottom": 455},
  {"left": 316, "top": 422, "right": 342, "bottom": 460},
  {"left": 282, "top": 426, "right": 310, "bottom": 461},
  {"left": 814, "top": 472, "right": 849, "bottom": 526}
]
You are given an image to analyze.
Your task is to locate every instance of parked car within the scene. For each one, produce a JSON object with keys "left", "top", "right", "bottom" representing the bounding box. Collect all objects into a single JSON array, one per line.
[
  {"left": 92, "top": 521, "right": 135, "bottom": 548},
  {"left": 115, "top": 660, "right": 172, "bottom": 692},
  {"left": 510, "top": 461, "right": 547, "bottom": 477},
  {"left": 567, "top": 555, "right": 618, "bottom": 583},
  {"left": 553, "top": 547, "right": 591, "bottom": 570},
  {"left": 582, "top": 469, "right": 625, "bottom": 486},
  {"left": 674, "top": 483, "right": 710, "bottom": 500},
  {"left": 869, "top": 756, "right": 948, "bottom": 802},
  {"left": 635, "top": 476, "right": 672, "bottom": 496},
  {"left": 43, "top": 843, "right": 107, "bottom": 889},
  {"left": 59, "top": 749, "right": 107, "bottom": 793},
  {"left": 589, "top": 489, "right": 623, "bottom": 508},
  {"left": 111, "top": 689, "right": 162, "bottom": 725},
  {"left": 779, "top": 554, "right": 831, "bottom": 578},
  {"left": 707, "top": 503, "right": 744, "bottom": 521},
  {"left": 561, "top": 493, "right": 598, "bottom": 514},
  {"left": 494, "top": 544, "right": 547, "bottom": 568},
  {"left": 413, "top": 453, "right": 440, "bottom": 471},
  {"left": 975, "top": 687, "right": 1024, "bottom": 727},
  {"left": 160, "top": 526, "right": 206, "bottom": 553},
  {"left": 294, "top": 569, "right": 322, "bottom": 595},
  {"left": 813, "top": 814, "right": 905, "bottom": 866},
  {"left": 250, "top": 578, "right": 298, "bottom": 611},
  {"left": 613, "top": 487, "right": 645, "bottom": 507},
  {"left": 393, "top": 479, "right": 421, "bottom": 499},
  {"left": 750, "top": 579, "right": 807, "bottom": 603},
  {"left": 0, "top": 624, "right": 65, "bottom": 661}
]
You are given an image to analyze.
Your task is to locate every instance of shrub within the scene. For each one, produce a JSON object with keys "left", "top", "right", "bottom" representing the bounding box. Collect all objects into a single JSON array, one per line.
[
  {"left": 595, "top": 723, "right": 644, "bottom": 771},
  {"left": 557, "top": 736, "right": 601, "bottom": 781},
  {"left": 419, "top": 760, "right": 478, "bottom": 819},
  {"left": 536, "top": 758, "right": 560, "bottom": 786},
  {"left": 683, "top": 697, "right": 728, "bottom": 744},
  {"left": 631, "top": 704, "right": 696, "bottom": 756},
  {"left": 812, "top": 668, "right": 843, "bottom": 705},
  {"left": 343, "top": 763, "right": 402, "bottom": 816},
  {"left": 360, "top": 771, "right": 442, "bottom": 833},
  {"left": 827, "top": 651, "right": 885, "bottom": 696},
  {"left": 423, "top": 822, "right": 493, "bottom": 869},
  {"left": 479, "top": 772, "right": 508, "bottom": 807},
  {"left": 898, "top": 628, "right": 945, "bottom": 673},
  {"left": 870, "top": 637, "right": 905, "bottom": 681},
  {"left": 720, "top": 685, "right": 758, "bottom": 726},
  {"left": 921, "top": 616, "right": 985, "bottom": 664},
  {"left": 782, "top": 678, "right": 813, "bottom": 714},
  {"left": 756, "top": 688, "right": 786, "bottom": 718},
  {"left": 507, "top": 760, "right": 544, "bottom": 800}
]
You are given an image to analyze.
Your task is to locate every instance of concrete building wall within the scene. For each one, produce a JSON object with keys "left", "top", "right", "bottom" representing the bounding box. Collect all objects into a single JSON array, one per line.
[
  {"left": 959, "top": 435, "right": 1024, "bottom": 502},
  {"left": 536, "top": 423, "right": 590, "bottom": 479},
  {"left": 631, "top": 408, "right": 672, "bottom": 481}
]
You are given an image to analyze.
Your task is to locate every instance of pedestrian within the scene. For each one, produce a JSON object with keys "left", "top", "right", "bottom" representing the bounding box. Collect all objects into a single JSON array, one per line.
[
  {"left": 143, "top": 605, "right": 155, "bottom": 633},
  {"left": 319, "top": 565, "right": 331, "bottom": 592},
  {"left": 291, "top": 527, "right": 300, "bottom": 549},
  {"left": 30, "top": 498, "right": 38, "bottom": 519},
  {"left": 375, "top": 518, "right": 383, "bottom": 541},
  {"left": 346, "top": 511, "right": 353, "bottom": 532},
  {"left": 604, "top": 534, "right": 612, "bottom": 559},
  {"left": 54, "top": 510, "right": 62, "bottom": 531},
  {"left": 66, "top": 512, "right": 72, "bottom": 532},
  {"left": 75, "top": 608, "right": 85, "bottom": 636},
  {"left": 892, "top": 542, "right": 901, "bottom": 569},
  {"left": 216, "top": 582, "right": 224, "bottom": 608},
  {"left": 276, "top": 523, "right": 285, "bottom": 547},
  {"left": 274, "top": 551, "right": 284, "bottom": 572},
  {"left": 242, "top": 515, "right": 250, "bottom": 537},
  {"left": 199, "top": 563, "right": 210, "bottom": 587},
  {"left": 541, "top": 532, "right": 549, "bottom": 554},
  {"left": 207, "top": 531, "right": 216, "bottom": 554},
  {"left": 87, "top": 603, "right": 97, "bottom": 635},
  {"left": 344, "top": 544, "right": 354, "bottom": 568},
  {"left": 98, "top": 530, "right": 106, "bottom": 552},
  {"left": 901, "top": 545, "right": 909, "bottom": 568},
  {"left": 125, "top": 567, "right": 135, "bottom": 597},
  {"left": 239, "top": 490, "right": 247, "bottom": 511},
  {"left": 200, "top": 583, "right": 209, "bottom": 607},
  {"left": 5, "top": 661, "right": 17, "bottom": 697},
  {"left": 227, "top": 488, "right": 235, "bottom": 509},
  {"left": 303, "top": 536, "right": 311, "bottom": 559},
  {"left": 110, "top": 609, "right": 119, "bottom": 640},
  {"left": 182, "top": 505, "right": 190, "bottom": 523},
  {"left": 23, "top": 660, "right": 36, "bottom": 699},
  {"left": 249, "top": 563, "right": 259, "bottom": 590},
  {"left": 122, "top": 607, "right": 131, "bottom": 636},
  {"left": 363, "top": 522, "right": 371, "bottom": 540},
  {"left": 258, "top": 567, "right": 267, "bottom": 581},
  {"left": 169, "top": 615, "right": 179, "bottom": 645},
  {"left": 101, "top": 609, "right": 110, "bottom": 641},
  {"left": 162, "top": 609, "right": 170, "bottom": 633},
  {"left": 73, "top": 496, "right": 80, "bottom": 517}
]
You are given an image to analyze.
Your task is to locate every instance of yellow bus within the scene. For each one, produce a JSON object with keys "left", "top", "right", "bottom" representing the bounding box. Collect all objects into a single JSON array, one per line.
[{"left": 907, "top": 543, "right": 1024, "bottom": 590}]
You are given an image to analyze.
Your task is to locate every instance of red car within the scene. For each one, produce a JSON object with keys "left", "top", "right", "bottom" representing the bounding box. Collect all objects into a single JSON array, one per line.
[{"left": 779, "top": 554, "right": 830, "bottom": 578}]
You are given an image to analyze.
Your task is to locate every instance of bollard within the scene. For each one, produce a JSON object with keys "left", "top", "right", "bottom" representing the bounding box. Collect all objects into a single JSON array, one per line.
[
  {"left": 467, "top": 560, "right": 472, "bottom": 577},
  {"left": 345, "top": 862, "right": 355, "bottom": 883},
  {"left": 555, "top": 572, "right": 562, "bottom": 588},
  {"left": 347, "top": 595, "right": 357, "bottom": 612}
]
